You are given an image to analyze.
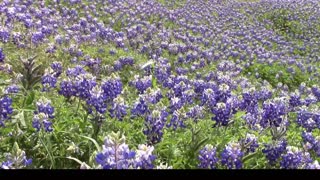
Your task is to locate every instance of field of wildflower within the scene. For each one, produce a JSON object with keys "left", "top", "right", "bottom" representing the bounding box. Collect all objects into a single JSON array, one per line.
[{"left": 0, "top": 0, "right": 320, "bottom": 169}]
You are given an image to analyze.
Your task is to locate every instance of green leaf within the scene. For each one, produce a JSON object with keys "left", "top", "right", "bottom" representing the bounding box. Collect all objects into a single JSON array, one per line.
[
  {"left": 79, "top": 135, "right": 101, "bottom": 152},
  {"left": 243, "top": 151, "right": 258, "bottom": 163},
  {"left": 12, "top": 111, "right": 26, "bottom": 128},
  {"left": 26, "top": 91, "right": 35, "bottom": 105},
  {"left": 67, "top": 156, "right": 84, "bottom": 165},
  {"left": 193, "top": 137, "right": 209, "bottom": 153}
]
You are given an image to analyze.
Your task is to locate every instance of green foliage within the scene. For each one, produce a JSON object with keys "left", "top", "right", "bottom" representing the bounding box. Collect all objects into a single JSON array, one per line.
[
  {"left": 243, "top": 62, "right": 312, "bottom": 90},
  {"left": 13, "top": 55, "right": 44, "bottom": 92},
  {"left": 258, "top": 8, "right": 305, "bottom": 40}
]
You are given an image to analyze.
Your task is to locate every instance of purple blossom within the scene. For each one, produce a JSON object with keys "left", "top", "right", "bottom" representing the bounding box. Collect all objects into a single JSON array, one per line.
[
  {"left": 211, "top": 102, "right": 233, "bottom": 127},
  {"left": 134, "top": 144, "right": 156, "bottom": 169},
  {"left": 96, "top": 133, "right": 135, "bottom": 169},
  {"left": 31, "top": 31, "right": 45, "bottom": 45},
  {"left": 0, "top": 28, "right": 10, "bottom": 43},
  {"left": 240, "top": 134, "right": 259, "bottom": 155},
  {"left": 260, "top": 98, "right": 287, "bottom": 128},
  {"left": 262, "top": 140, "right": 287, "bottom": 165},
  {"left": 51, "top": 62, "right": 63, "bottom": 77},
  {"left": 144, "top": 110, "right": 168, "bottom": 144},
  {"left": 42, "top": 71, "right": 57, "bottom": 92},
  {"left": 198, "top": 145, "right": 219, "bottom": 169},
  {"left": 1, "top": 146, "right": 32, "bottom": 169},
  {"left": 0, "top": 48, "right": 5, "bottom": 62},
  {"left": 131, "top": 97, "right": 149, "bottom": 117},
  {"left": 280, "top": 146, "right": 312, "bottom": 169},
  {"left": 0, "top": 96, "right": 13, "bottom": 127},
  {"left": 167, "top": 109, "right": 187, "bottom": 130},
  {"left": 33, "top": 97, "right": 54, "bottom": 132},
  {"left": 201, "top": 88, "right": 217, "bottom": 107},
  {"left": 101, "top": 75, "right": 123, "bottom": 101},
  {"left": 221, "top": 142, "right": 243, "bottom": 169},
  {"left": 131, "top": 75, "right": 152, "bottom": 94},
  {"left": 86, "top": 86, "right": 107, "bottom": 114},
  {"left": 4, "top": 85, "right": 19, "bottom": 94},
  {"left": 109, "top": 96, "right": 127, "bottom": 121}
]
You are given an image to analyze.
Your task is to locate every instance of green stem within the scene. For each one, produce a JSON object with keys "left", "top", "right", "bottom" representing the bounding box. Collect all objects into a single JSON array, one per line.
[
  {"left": 39, "top": 132, "right": 55, "bottom": 169},
  {"left": 92, "top": 112, "right": 101, "bottom": 140},
  {"left": 75, "top": 98, "right": 81, "bottom": 116}
]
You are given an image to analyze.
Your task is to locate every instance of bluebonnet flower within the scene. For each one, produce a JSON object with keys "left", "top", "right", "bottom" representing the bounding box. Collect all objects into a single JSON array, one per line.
[
  {"left": 59, "top": 79, "right": 77, "bottom": 98},
  {"left": 0, "top": 48, "right": 5, "bottom": 62},
  {"left": 113, "top": 57, "right": 134, "bottom": 71},
  {"left": 221, "top": 142, "right": 243, "bottom": 169},
  {"left": 0, "top": 28, "right": 10, "bottom": 43},
  {"left": 301, "top": 131, "right": 316, "bottom": 145},
  {"left": 66, "top": 65, "right": 86, "bottom": 78},
  {"left": 169, "top": 97, "right": 183, "bottom": 113},
  {"left": 109, "top": 96, "right": 128, "bottom": 121},
  {"left": 257, "top": 86, "right": 273, "bottom": 101},
  {"left": 262, "top": 140, "right": 287, "bottom": 165},
  {"left": 226, "top": 96, "right": 241, "bottom": 114},
  {"left": 311, "top": 85, "right": 320, "bottom": 102},
  {"left": 181, "top": 89, "right": 195, "bottom": 104},
  {"left": 96, "top": 132, "right": 135, "bottom": 169},
  {"left": 35, "top": 97, "right": 54, "bottom": 118},
  {"left": 55, "top": 35, "right": 64, "bottom": 45},
  {"left": 303, "top": 94, "right": 317, "bottom": 106},
  {"left": 46, "top": 43, "right": 57, "bottom": 54},
  {"left": 131, "top": 96, "right": 149, "bottom": 117},
  {"left": 0, "top": 96, "right": 13, "bottom": 126},
  {"left": 4, "top": 85, "right": 19, "bottom": 94},
  {"left": 201, "top": 88, "right": 217, "bottom": 107},
  {"left": 1, "top": 143, "right": 32, "bottom": 169},
  {"left": 109, "top": 49, "right": 117, "bottom": 55},
  {"left": 280, "top": 146, "right": 312, "bottom": 169},
  {"left": 243, "top": 112, "right": 261, "bottom": 130},
  {"left": 51, "top": 62, "right": 63, "bottom": 77},
  {"left": 240, "top": 88, "right": 259, "bottom": 114},
  {"left": 260, "top": 98, "right": 287, "bottom": 128},
  {"left": 31, "top": 31, "right": 45, "bottom": 45},
  {"left": 301, "top": 132, "right": 320, "bottom": 156},
  {"left": 23, "top": 18, "right": 33, "bottom": 29},
  {"left": 115, "top": 38, "right": 125, "bottom": 48},
  {"left": 86, "top": 86, "right": 107, "bottom": 114},
  {"left": 193, "top": 79, "right": 208, "bottom": 96},
  {"left": 186, "top": 105, "right": 204, "bottom": 122},
  {"left": 299, "top": 82, "right": 307, "bottom": 94},
  {"left": 33, "top": 97, "right": 54, "bottom": 132},
  {"left": 211, "top": 102, "right": 232, "bottom": 127},
  {"left": 215, "top": 84, "right": 231, "bottom": 103},
  {"left": 82, "top": 57, "right": 101, "bottom": 73},
  {"left": 173, "top": 81, "right": 189, "bottom": 97},
  {"left": 306, "top": 161, "right": 320, "bottom": 169},
  {"left": 142, "top": 88, "right": 162, "bottom": 104},
  {"left": 163, "top": 76, "right": 175, "bottom": 89},
  {"left": 155, "top": 59, "right": 171, "bottom": 84},
  {"left": 198, "top": 145, "right": 219, "bottom": 169},
  {"left": 0, "top": 64, "right": 12, "bottom": 74},
  {"left": 131, "top": 75, "right": 152, "bottom": 94},
  {"left": 42, "top": 69, "right": 57, "bottom": 92},
  {"left": 73, "top": 73, "right": 97, "bottom": 99},
  {"left": 168, "top": 108, "right": 187, "bottom": 130},
  {"left": 296, "top": 107, "right": 318, "bottom": 131},
  {"left": 289, "top": 91, "right": 302, "bottom": 110},
  {"left": 101, "top": 75, "right": 123, "bottom": 101},
  {"left": 134, "top": 144, "right": 156, "bottom": 169},
  {"left": 240, "top": 134, "right": 259, "bottom": 155},
  {"left": 144, "top": 110, "right": 168, "bottom": 144},
  {"left": 32, "top": 113, "right": 53, "bottom": 132}
]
